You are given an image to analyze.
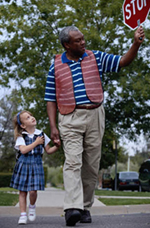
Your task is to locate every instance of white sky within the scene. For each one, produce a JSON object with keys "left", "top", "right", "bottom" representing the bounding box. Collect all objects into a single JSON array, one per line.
[{"left": 120, "top": 134, "right": 147, "bottom": 156}]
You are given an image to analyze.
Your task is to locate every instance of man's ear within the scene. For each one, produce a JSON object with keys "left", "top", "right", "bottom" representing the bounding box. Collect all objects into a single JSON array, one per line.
[{"left": 64, "top": 42, "right": 69, "bottom": 50}]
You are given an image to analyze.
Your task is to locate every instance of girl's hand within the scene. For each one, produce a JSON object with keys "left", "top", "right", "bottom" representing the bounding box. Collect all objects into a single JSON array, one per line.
[
  {"left": 19, "top": 136, "right": 44, "bottom": 154},
  {"left": 35, "top": 136, "right": 44, "bottom": 145},
  {"left": 54, "top": 139, "right": 61, "bottom": 147}
]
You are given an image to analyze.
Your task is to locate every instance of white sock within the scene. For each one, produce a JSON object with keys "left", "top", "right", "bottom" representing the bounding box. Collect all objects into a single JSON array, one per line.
[{"left": 21, "top": 212, "right": 27, "bottom": 216}]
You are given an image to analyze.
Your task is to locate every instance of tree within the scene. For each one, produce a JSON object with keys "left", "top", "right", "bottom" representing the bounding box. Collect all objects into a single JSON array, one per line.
[
  {"left": 0, "top": 93, "right": 18, "bottom": 172},
  {"left": 0, "top": 0, "right": 150, "bottom": 169}
]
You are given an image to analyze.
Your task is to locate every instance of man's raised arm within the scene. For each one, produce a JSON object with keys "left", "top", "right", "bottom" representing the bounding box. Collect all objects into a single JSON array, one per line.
[{"left": 119, "top": 26, "right": 145, "bottom": 68}]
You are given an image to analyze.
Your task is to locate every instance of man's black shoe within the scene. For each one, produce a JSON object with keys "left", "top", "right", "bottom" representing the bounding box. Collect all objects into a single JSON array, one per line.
[
  {"left": 80, "top": 209, "right": 92, "bottom": 223},
  {"left": 65, "top": 209, "right": 81, "bottom": 226}
]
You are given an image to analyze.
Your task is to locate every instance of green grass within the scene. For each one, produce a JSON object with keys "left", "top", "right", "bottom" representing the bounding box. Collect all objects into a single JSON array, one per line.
[
  {"left": 99, "top": 198, "right": 150, "bottom": 206},
  {"left": 0, "top": 192, "right": 19, "bottom": 206},
  {"left": 95, "top": 189, "right": 150, "bottom": 197},
  {"left": 95, "top": 189, "right": 150, "bottom": 205}
]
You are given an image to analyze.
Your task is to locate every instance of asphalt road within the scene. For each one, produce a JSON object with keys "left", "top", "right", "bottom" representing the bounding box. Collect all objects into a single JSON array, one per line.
[{"left": 0, "top": 214, "right": 150, "bottom": 228}]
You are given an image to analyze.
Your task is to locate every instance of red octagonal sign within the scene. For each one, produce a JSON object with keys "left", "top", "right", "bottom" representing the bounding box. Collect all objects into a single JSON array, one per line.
[{"left": 123, "top": 0, "right": 150, "bottom": 30}]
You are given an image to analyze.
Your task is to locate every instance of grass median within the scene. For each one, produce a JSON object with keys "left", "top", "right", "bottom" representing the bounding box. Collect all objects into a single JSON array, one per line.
[
  {"left": 0, "top": 188, "right": 19, "bottom": 206},
  {"left": 95, "top": 189, "right": 150, "bottom": 206}
]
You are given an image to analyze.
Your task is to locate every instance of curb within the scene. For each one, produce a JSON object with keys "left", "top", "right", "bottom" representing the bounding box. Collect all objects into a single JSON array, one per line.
[{"left": 0, "top": 204, "right": 150, "bottom": 217}]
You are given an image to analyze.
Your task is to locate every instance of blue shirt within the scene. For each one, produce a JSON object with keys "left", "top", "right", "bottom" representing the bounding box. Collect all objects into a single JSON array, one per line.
[{"left": 44, "top": 50, "right": 121, "bottom": 104}]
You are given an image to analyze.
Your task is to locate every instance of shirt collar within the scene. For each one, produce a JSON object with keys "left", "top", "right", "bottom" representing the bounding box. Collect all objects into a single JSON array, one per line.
[
  {"left": 61, "top": 51, "right": 88, "bottom": 63},
  {"left": 22, "top": 129, "right": 42, "bottom": 135}
]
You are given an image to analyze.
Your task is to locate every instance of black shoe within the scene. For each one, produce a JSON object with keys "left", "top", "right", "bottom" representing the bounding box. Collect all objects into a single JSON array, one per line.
[
  {"left": 65, "top": 209, "right": 81, "bottom": 226},
  {"left": 80, "top": 209, "right": 92, "bottom": 223}
]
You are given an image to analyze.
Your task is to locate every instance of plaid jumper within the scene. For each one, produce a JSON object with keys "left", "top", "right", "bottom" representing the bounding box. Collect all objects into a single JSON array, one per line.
[{"left": 10, "top": 132, "right": 45, "bottom": 191}]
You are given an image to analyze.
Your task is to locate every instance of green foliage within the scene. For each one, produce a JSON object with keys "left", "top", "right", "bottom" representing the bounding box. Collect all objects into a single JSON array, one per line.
[
  {"left": 0, "top": 0, "right": 150, "bottom": 170},
  {"left": 43, "top": 144, "right": 65, "bottom": 168},
  {"left": 47, "top": 166, "right": 63, "bottom": 187},
  {"left": 131, "top": 151, "right": 150, "bottom": 169},
  {"left": 100, "top": 130, "right": 128, "bottom": 169},
  {"left": 0, "top": 173, "right": 12, "bottom": 187}
]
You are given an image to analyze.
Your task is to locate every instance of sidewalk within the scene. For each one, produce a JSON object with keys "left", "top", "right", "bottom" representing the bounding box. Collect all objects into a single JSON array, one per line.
[{"left": 0, "top": 187, "right": 150, "bottom": 217}]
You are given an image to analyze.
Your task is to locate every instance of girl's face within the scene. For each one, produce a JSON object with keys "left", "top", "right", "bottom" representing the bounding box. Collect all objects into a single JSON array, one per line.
[{"left": 20, "top": 112, "right": 36, "bottom": 129}]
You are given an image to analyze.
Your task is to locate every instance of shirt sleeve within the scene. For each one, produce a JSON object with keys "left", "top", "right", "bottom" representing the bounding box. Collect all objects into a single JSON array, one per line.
[
  {"left": 100, "top": 51, "right": 121, "bottom": 73},
  {"left": 44, "top": 62, "right": 56, "bottom": 102},
  {"left": 44, "top": 133, "right": 51, "bottom": 147},
  {"left": 94, "top": 50, "right": 121, "bottom": 74},
  {"left": 15, "top": 136, "right": 26, "bottom": 150}
]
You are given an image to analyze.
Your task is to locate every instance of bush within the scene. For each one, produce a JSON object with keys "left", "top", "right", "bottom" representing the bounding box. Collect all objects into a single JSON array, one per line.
[
  {"left": 0, "top": 173, "right": 12, "bottom": 187},
  {"left": 47, "top": 166, "right": 63, "bottom": 187}
]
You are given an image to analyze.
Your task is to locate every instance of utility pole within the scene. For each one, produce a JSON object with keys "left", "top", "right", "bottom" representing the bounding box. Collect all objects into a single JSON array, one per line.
[
  {"left": 127, "top": 154, "right": 130, "bottom": 171},
  {"left": 113, "top": 140, "right": 117, "bottom": 191}
]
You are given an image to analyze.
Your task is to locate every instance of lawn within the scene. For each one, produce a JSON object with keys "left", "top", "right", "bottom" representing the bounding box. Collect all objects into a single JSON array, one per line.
[
  {"left": 99, "top": 198, "right": 150, "bottom": 206},
  {"left": 0, "top": 192, "right": 19, "bottom": 206},
  {"left": 95, "top": 189, "right": 150, "bottom": 205},
  {"left": 95, "top": 189, "right": 150, "bottom": 197},
  {"left": 0, "top": 187, "right": 19, "bottom": 206}
]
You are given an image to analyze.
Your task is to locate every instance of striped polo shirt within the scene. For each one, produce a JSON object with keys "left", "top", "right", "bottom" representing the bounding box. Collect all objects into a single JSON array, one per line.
[{"left": 44, "top": 50, "right": 121, "bottom": 104}]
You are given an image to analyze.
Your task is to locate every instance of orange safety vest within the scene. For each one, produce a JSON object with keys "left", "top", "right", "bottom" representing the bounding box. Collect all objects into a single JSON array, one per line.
[{"left": 54, "top": 50, "right": 104, "bottom": 115}]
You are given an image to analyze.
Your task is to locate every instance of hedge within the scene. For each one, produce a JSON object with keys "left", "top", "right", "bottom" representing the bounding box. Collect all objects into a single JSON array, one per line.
[{"left": 0, "top": 173, "right": 12, "bottom": 187}]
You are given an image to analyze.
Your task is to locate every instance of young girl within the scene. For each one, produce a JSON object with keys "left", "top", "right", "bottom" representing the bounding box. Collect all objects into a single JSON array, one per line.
[{"left": 10, "top": 110, "right": 60, "bottom": 225}]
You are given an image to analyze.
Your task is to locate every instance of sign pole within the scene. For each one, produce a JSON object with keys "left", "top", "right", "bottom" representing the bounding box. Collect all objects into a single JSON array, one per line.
[{"left": 137, "top": 19, "right": 143, "bottom": 40}]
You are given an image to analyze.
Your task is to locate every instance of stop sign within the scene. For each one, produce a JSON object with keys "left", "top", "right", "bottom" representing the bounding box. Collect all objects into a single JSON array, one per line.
[{"left": 123, "top": 0, "right": 150, "bottom": 30}]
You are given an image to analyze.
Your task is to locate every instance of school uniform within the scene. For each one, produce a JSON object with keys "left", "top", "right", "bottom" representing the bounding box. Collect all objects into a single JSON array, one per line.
[{"left": 10, "top": 129, "right": 50, "bottom": 192}]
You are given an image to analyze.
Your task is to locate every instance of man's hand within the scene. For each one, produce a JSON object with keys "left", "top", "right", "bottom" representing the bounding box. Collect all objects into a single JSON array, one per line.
[
  {"left": 46, "top": 101, "right": 61, "bottom": 146},
  {"left": 119, "top": 26, "right": 145, "bottom": 68},
  {"left": 51, "top": 126, "right": 61, "bottom": 147},
  {"left": 134, "top": 26, "right": 145, "bottom": 44}
]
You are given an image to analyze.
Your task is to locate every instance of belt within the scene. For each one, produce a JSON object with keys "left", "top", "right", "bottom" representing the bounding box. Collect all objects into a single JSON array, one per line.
[{"left": 76, "top": 103, "right": 101, "bottom": 110}]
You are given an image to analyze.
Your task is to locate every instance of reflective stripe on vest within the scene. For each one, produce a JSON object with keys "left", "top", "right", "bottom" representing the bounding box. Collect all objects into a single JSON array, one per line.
[{"left": 54, "top": 50, "right": 103, "bottom": 115}]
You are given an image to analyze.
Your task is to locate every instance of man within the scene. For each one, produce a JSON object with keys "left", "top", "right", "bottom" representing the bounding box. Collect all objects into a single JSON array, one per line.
[{"left": 44, "top": 25, "right": 144, "bottom": 226}]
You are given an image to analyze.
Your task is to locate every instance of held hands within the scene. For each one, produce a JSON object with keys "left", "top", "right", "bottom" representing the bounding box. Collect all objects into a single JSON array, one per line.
[
  {"left": 54, "top": 139, "right": 61, "bottom": 148},
  {"left": 134, "top": 26, "right": 145, "bottom": 44},
  {"left": 51, "top": 126, "right": 61, "bottom": 147}
]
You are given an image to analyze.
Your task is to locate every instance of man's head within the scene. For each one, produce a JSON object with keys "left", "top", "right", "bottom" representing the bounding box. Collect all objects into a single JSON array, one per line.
[
  {"left": 59, "top": 25, "right": 86, "bottom": 59},
  {"left": 59, "top": 25, "right": 79, "bottom": 48}
]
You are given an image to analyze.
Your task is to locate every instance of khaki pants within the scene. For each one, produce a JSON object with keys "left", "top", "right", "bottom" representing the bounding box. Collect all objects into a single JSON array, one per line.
[{"left": 58, "top": 105, "right": 105, "bottom": 211}]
